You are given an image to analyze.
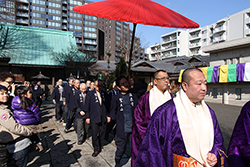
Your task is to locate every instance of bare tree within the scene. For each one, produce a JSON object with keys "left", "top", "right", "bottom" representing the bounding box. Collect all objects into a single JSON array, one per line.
[{"left": 50, "top": 45, "right": 97, "bottom": 78}]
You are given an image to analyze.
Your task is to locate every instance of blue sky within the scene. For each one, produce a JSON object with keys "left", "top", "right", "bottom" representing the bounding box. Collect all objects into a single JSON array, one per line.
[{"left": 90, "top": 0, "right": 249, "bottom": 47}]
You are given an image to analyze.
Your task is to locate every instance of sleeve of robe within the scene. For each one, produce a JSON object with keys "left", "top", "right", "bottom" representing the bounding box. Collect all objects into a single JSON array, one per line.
[
  {"left": 228, "top": 101, "right": 250, "bottom": 167},
  {"left": 134, "top": 100, "right": 176, "bottom": 167},
  {"left": 132, "top": 92, "right": 150, "bottom": 166},
  {"left": 207, "top": 106, "right": 228, "bottom": 167}
]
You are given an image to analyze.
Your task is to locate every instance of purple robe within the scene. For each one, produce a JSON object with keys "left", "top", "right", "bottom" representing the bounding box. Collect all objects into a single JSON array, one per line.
[
  {"left": 236, "top": 63, "right": 245, "bottom": 82},
  {"left": 228, "top": 101, "right": 250, "bottom": 167},
  {"left": 132, "top": 92, "right": 173, "bottom": 167},
  {"left": 134, "top": 99, "right": 227, "bottom": 167}
]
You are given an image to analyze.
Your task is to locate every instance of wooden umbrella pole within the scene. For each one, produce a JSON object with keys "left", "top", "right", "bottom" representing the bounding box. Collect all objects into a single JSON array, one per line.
[{"left": 127, "top": 23, "right": 137, "bottom": 79}]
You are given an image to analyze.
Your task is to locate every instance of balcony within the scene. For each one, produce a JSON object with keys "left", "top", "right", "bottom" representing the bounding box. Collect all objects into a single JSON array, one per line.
[
  {"left": 17, "top": 5, "right": 29, "bottom": 11},
  {"left": 161, "top": 43, "right": 177, "bottom": 51},
  {"left": 213, "top": 25, "right": 226, "bottom": 34},
  {"left": 161, "top": 36, "right": 177, "bottom": 43},
  {"left": 62, "top": 0, "right": 67, "bottom": 5},
  {"left": 189, "top": 42, "right": 201, "bottom": 49},
  {"left": 16, "top": 19, "right": 28, "bottom": 24},
  {"left": 62, "top": 13, "right": 67, "bottom": 17},
  {"left": 62, "top": 25, "right": 67, "bottom": 30},
  {"left": 62, "top": 19, "right": 67, "bottom": 23},
  {"left": 16, "top": 12, "right": 29, "bottom": 18},
  {"left": 83, "top": 47, "right": 97, "bottom": 51},
  {"left": 189, "top": 33, "right": 201, "bottom": 41},
  {"left": 16, "top": 0, "right": 28, "bottom": 3},
  {"left": 246, "top": 17, "right": 250, "bottom": 26},
  {"left": 246, "top": 29, "right": 250, "bottom": 36},
  {"left": 62, "top": 6, "right": 67, "bottom": 11}
]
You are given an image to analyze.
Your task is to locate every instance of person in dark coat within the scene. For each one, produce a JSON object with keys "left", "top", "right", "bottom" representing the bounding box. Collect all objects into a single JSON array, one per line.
[
  {"left": 110, "top": 76, "right": 138, "bottom": 167},
  {"left": 51, "top": 79, "right": 65, "bottom": 123},
  {"left": 105, "top": 81, "right": 119, "bottom": 141},
  {"left": 32, "top": 81, "right": 43, "bottom": 108},
  {"left": 64, "top": 79, "right": 80, "bottom": 133},
  {"left": 84, "top": 80, "right": 110, "bottom": 157},
  {"left": 75, "top": 83, "right": 87, "bottom": 145},
  {"left": 62, "top": 78, "right": 74, "bottom": 126}
]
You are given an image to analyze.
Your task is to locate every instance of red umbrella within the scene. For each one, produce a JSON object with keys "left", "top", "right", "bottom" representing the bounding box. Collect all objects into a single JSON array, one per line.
[{"left": 73, "top": 0, "right": 199, "bottom": 77}]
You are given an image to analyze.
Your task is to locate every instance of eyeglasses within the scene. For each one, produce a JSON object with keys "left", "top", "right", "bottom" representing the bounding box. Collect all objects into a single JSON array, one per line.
[{"left": 155, "top": 77, "right": 169, "bottom": 81}]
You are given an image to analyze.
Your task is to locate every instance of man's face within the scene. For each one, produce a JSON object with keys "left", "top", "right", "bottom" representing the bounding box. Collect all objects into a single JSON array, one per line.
[
  {"left": 90, "top": 82, "right": 95, "bottom": 90},
  {"left": 58, "top": 80, "right": 63, "bottom": 86},
  {"left": 95, "top": 81, "right": 103, "bottom": 92},
  {"left": 1, "top": 77, "right": 14, "bottom": 90},
  {"left": 0, "top": 90, "right": 9, "bottom": 103},
  {"left": 153, "top": 71, "right": 169, "bottom": 93},
  {"left": 118, "top": 78, "right": 129, "bottom": 92},
  {"left": 182, "top": 71, "right": 207, "bottom": 103},
  {"left": 80, "top": 85, "right": 87, "bottom": 93},
  {"left": 74, "top": 80, "right": 80, "bottom": 89},
  {"left": 86, "top": 81, "right": 91, "bottom": 87},
  {"left": 69, "top": 79, "right": 74, "bottom": 86}
]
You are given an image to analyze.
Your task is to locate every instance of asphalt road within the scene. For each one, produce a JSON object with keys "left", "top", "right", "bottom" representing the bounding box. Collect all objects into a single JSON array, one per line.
[{"left": 206, "top": 102, "right": 243, "bottom": 150}]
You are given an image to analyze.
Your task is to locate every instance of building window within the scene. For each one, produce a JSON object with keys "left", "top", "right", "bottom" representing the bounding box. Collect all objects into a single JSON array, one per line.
[
  {"left": 31, "top": 0, "right": 45, "bottom": 5},
  {"left": 47, "top": 21, "right": 60, "bottom": 27},
  {"left": 47, "top": 8, "right": 61, "bottom": 15},
  {"left": 68, "top": 18, "right": 82, "bottom": 24},
  {"left": 84, "top": 15, "right": 97, "bottom": 20},
  {"left": 30, "top": 5, "right": 45, "bottom": 12},
  {"left": 69, "top": 12, "right": 82, "bottom": 18},
  {"left": 47, "top": 15, "right": 60, "bottom": 21},
  {"left": 202, "top": 38, "right": 206, "bottom": 42},
  {"left": 235, "top": 88, "right": 241, "bottom": 100},
  {"left": 30, "top": 19, "right": 45, "bottom": 25},
  {"left": 47, "top": 1, "right": 61, "bottom": 8},
  {"left": 84, "top": 20, "right": 97, "bottom": 26}
]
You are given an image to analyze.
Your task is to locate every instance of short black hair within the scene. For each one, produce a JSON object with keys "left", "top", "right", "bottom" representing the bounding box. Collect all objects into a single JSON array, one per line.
[
  {"left": 181, "top": 68, "right": 203, "bottom": 84},
  {"left": 153, "top": 70, "right": 167, "bottom": 79},
  {"left": 116, "top": 76, "right": 127, "bottom": 87},
  {"left": 0, "top": 85, "right": 8, "bottom": 91},
  {"left": 0, "top": 72, "right": 15, "bottom": 82}
]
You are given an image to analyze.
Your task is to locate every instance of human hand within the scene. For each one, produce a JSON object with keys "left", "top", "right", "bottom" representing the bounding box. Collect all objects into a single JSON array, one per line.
[
  {"left": 53, "top": 101, "right": 56, "bottom": 105},
  {"left": 80, "top": 111, "right": 85, "bottom": 116},
  {"left": 63, "top": 102, "right": 66, "bottom": 105},
  {"left": 11, "top": 83, "right": 15, "bottom": 94},
  {"left": 86, "top": 118, "right": 90, "bottom": 124},
  {"left": 207, "top": 153, "right": 217, "bottom": 166},
  {"left": 107, "top": 117, "right": 111, "bottom": 123}
]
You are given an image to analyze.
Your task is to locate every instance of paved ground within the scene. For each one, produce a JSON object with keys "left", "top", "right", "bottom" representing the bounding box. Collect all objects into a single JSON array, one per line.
[
  {"left": 27, "top": 100, "right": 131, "bottom": 167},
  {"left": 26, "top": 99, "right": 246, "bottom": 167}
]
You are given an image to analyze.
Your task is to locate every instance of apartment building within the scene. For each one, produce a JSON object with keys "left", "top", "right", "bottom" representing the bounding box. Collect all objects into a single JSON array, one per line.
[
  {"left": 97, "top": 18, "right": 147, "bottom": 62},
  {"left": 0, "top": 0, "right": 146, "bottom": 62},
  {"left": 147, "top": 30, "right": 189, "bottom": 61},
  {"left": 0, "top": 0, "right": 98, "bottom": 56},
  {"left": 147, "top": 7, "right": 250, "bottom": 62}
]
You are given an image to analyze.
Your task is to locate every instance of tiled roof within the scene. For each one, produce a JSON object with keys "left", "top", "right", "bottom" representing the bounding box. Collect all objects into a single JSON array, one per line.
[{"left": 0, "top": 24, "right": 87, "bottom": 66}]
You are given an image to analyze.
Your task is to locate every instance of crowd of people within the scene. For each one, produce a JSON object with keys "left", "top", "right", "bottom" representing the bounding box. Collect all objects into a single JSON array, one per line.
[{"left": 0, "top": 69, "right": 250, "bottom": 167}]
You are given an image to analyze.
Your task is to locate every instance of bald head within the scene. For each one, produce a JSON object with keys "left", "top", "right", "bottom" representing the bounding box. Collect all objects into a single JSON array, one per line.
[{"left": 181, "top": 68, "right": 203, "bottom": 84}]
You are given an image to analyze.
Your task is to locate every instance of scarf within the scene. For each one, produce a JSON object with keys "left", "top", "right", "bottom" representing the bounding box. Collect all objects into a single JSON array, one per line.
[
  {"left": 173, "top": 89, "right": 214, "bottom": 167},
  {"left": 149, "top": 86, "right": 171, "bottom": 116}
]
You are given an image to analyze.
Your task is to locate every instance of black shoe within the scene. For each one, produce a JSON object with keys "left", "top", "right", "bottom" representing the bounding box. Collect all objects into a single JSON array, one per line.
[
  {"left": 92, "top": 151, "right": 99, "bottom": 157},
  {"left": 64, "top": 129, "right": 69, "bottom": 133},
  {"left": 77, "top": 141, "right": 83, "bottom": 145}
]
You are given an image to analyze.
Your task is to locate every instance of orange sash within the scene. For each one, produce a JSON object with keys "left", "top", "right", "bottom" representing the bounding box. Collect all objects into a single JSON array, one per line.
[{"left": 173, "top": 153, "right": 198, "bottom": 167}]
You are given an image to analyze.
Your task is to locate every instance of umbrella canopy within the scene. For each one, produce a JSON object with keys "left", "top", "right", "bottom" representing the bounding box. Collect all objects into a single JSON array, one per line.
[
  {"left": 31, "top": 72, "right": 50, "bottom": 79},
  {"left": 73, "top": 0, "right": 199, "bottom": 77}
]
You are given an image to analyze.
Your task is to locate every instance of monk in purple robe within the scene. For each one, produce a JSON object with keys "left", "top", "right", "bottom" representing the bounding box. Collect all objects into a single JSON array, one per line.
[
  {"left": 132, "top": 70, "right": 173, "bottom": 166},
  {"left": 228, "top": 101, "right": 250, "bottom": 167},
  {"left": 135, "top": 68, "right": 227, "bottom": 167}
]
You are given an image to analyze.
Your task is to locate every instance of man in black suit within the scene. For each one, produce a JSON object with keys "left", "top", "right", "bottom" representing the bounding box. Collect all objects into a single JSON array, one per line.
[{"left": 84, "top": 80, "right": 111, "bottom": 157}]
